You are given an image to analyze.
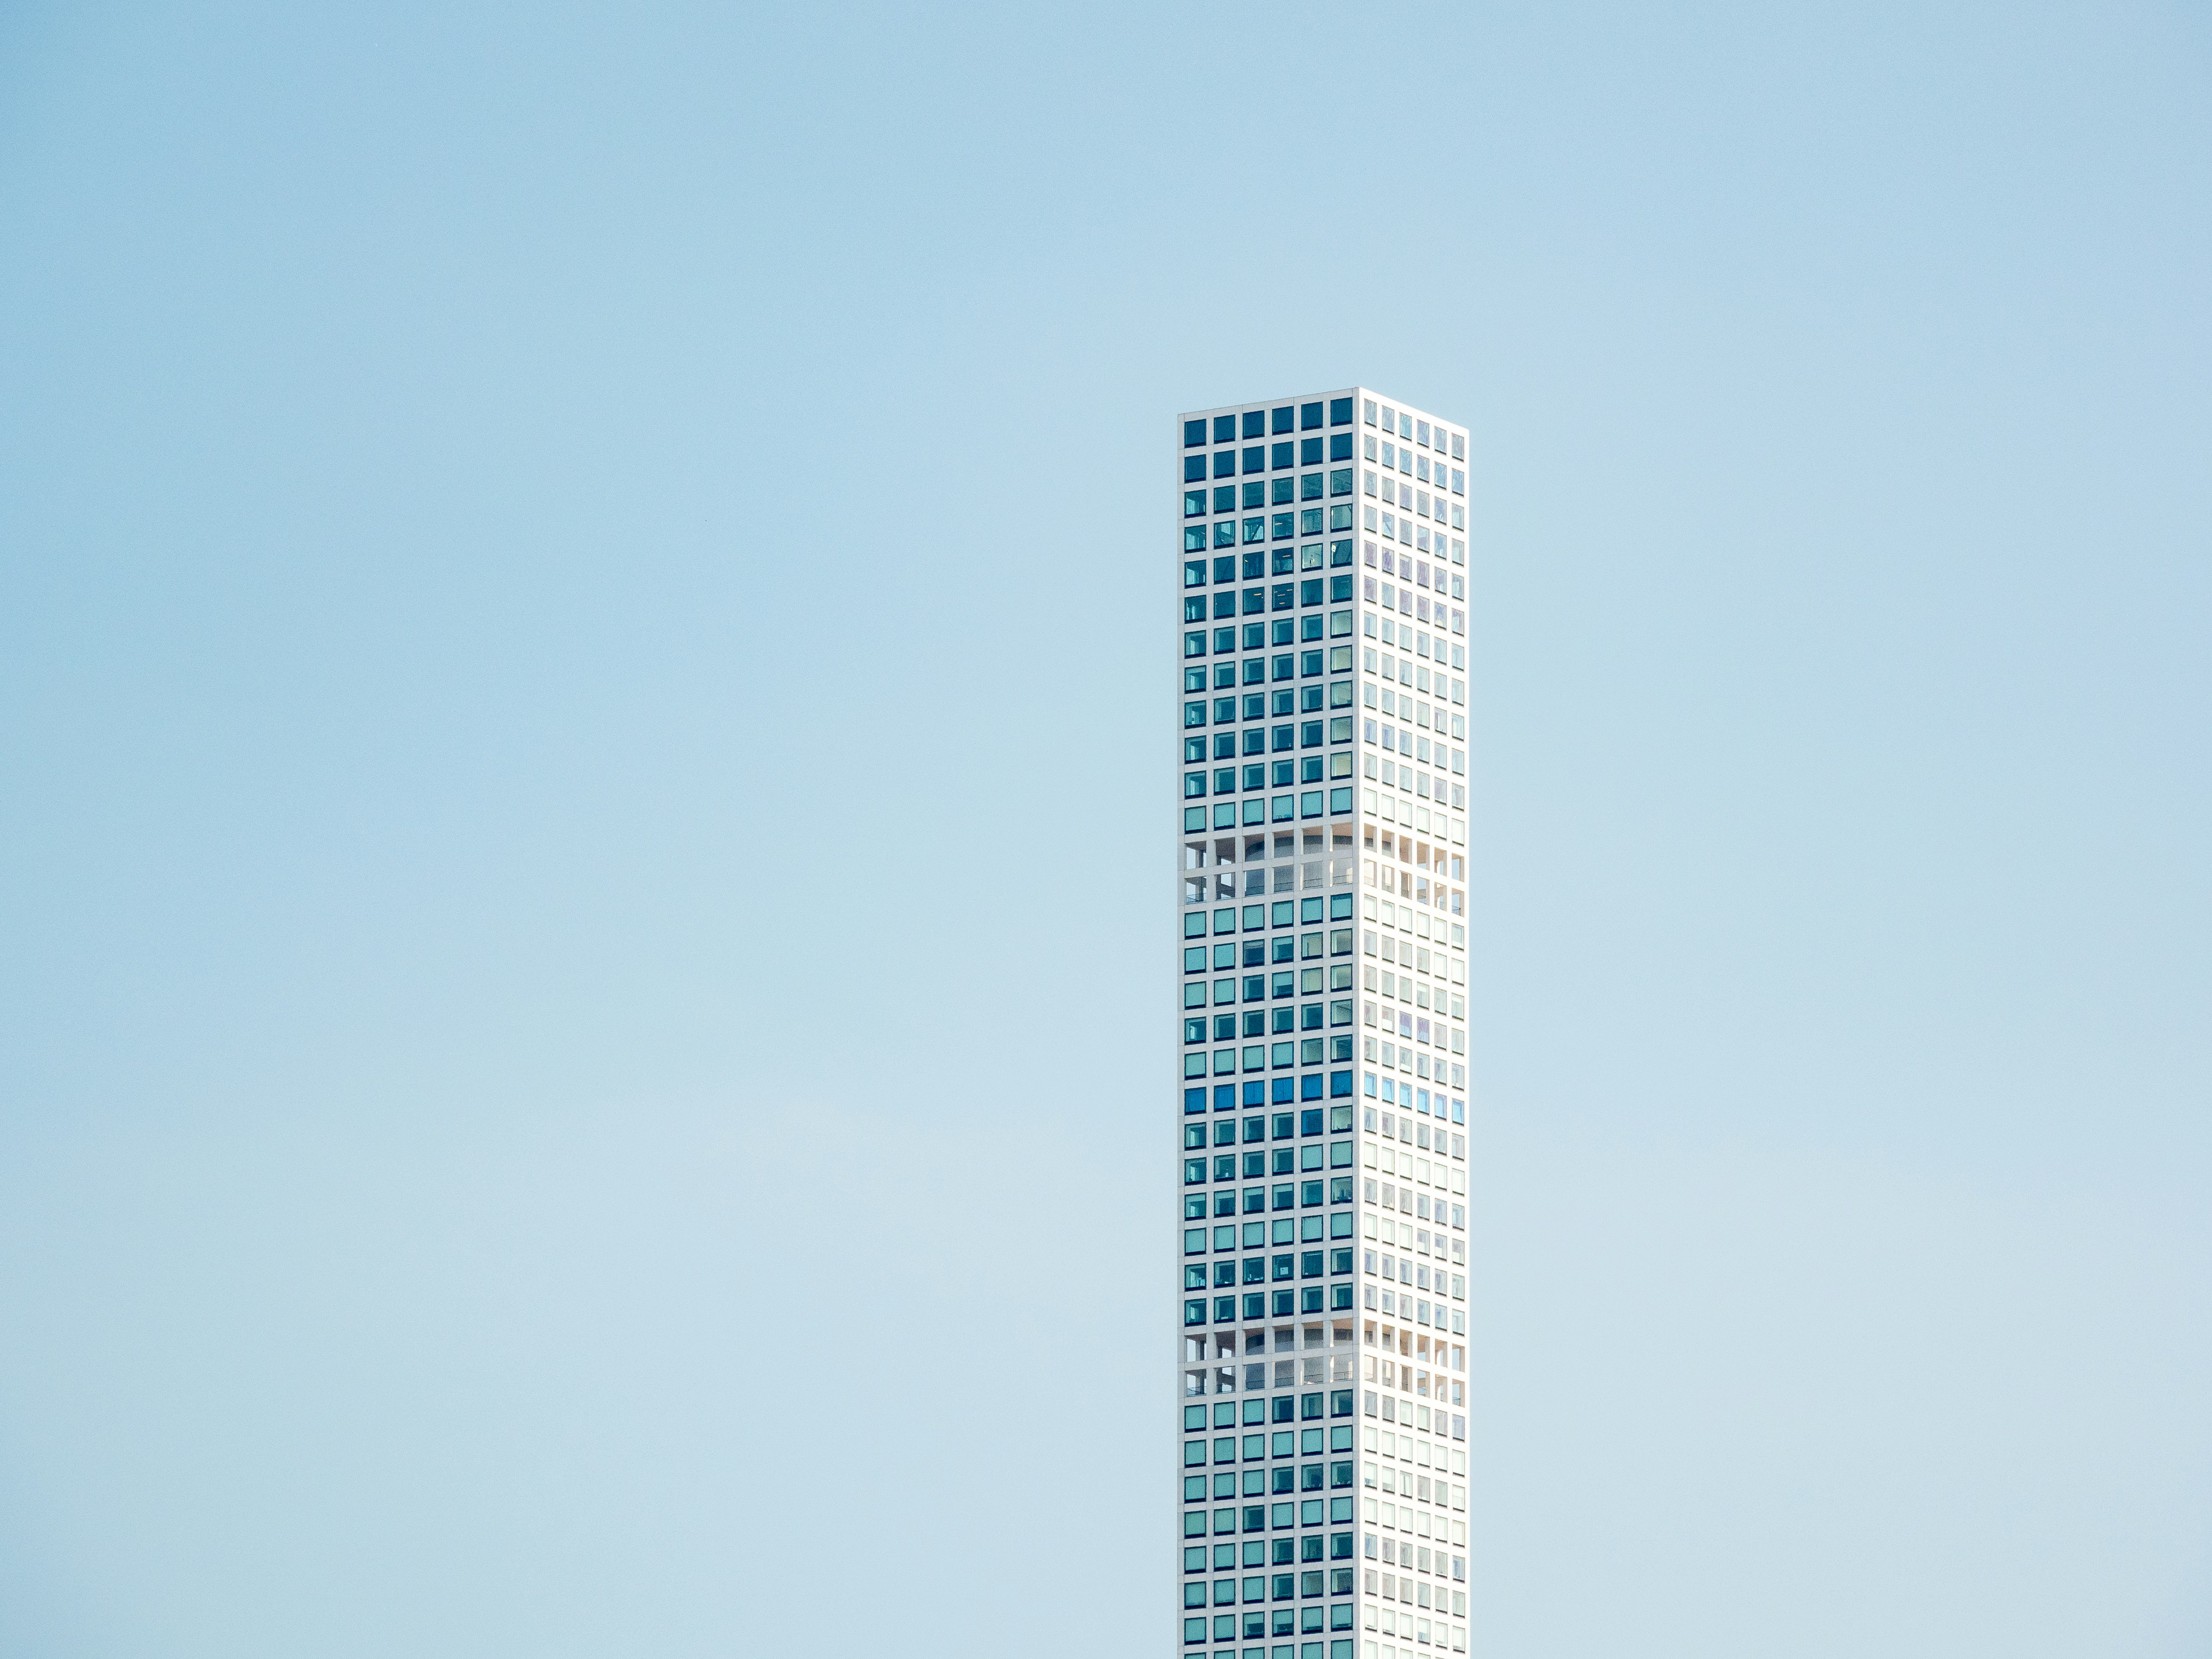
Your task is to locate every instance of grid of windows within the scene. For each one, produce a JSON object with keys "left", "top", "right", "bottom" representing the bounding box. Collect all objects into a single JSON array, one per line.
[{"left": 1177, "top": 391, "right": 1476, "bottom": 1658}]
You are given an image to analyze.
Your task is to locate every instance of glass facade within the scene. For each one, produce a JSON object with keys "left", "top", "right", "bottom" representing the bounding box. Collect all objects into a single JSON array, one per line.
[{"left": 1177, "top": 391, "right": 1478, "bottom": 1659}]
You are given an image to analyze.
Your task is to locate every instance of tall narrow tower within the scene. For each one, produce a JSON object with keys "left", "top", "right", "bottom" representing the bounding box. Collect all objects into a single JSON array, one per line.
[{"left": 1175, "top": 390, "right": 1473, "bottom": 1659}]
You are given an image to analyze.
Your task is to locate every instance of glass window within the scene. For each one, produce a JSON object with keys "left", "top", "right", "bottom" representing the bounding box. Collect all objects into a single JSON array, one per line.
[
  {"left": 1300, "top": 402, "right": 1323, "bottom": 430},
  {"left": 1329, "top": 397, "right": 1352, "bottom": 425},
  {"left": 1214, "top": 451, "right": 1237, "bottom": 478},
  {"left": 1329, "top": 433, "right": 1353, "bottom": 461},
  {"left": 1186, "top": 456, "right": 1207, "bottom": 482},
  {"left": 1186, "top": 490, "right": 1207, "bottom": 517},
  {"left": 1272, "top": 441, "right": 1293, "bottom": 470},
  {"left": 1300, "top": 473, "right": 1323, "bottom": 501},
  {"left": 1214, "top": 415, "right": 1236, "bottom": 443},
  {"left": 1299, "top": 437, "right": 1322, "bottom": 465},
  {"left": 1328, "top": 469, "right": 1351, "bottom": 497},
  {"left": 1243, "top": 447, "right": 1266, "bottom": 474},
  {"left": 1185, "top": 419, "right": 1207, "bottom": 447},
  {"left": 1243, "top": 409, "right": 1266, "bottom": 439}
]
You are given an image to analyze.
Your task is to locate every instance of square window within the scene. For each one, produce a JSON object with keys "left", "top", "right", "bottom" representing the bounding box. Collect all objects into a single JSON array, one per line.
[
  {"left": 1214, "top": 415, "right": 1236, "bottom": 444},
  {"left": 1300, "top": 402, "right": 1323, "bottom": 430},
  {"left": 1300, "top": 437, "right": 1323, "bottom": 466},
  {"left": 1243, "top": 410, "right": 1266, "bottom": 439},
  {"left": 1184, "top": 419, "right": 1207, "bottom": 447}
]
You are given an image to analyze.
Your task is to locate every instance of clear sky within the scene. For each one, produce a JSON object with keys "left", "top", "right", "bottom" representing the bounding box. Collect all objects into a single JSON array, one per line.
[{"left": 1, "top": 3, "right": 2206, "bottom": 1656}]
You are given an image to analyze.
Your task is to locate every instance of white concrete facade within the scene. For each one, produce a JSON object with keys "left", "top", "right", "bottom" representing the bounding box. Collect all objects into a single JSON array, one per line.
[{"left": 1175, "top": 390, "right": 1473, "bottom": 1659}]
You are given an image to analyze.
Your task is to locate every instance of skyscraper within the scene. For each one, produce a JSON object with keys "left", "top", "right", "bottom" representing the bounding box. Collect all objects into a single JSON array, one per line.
[{"left": 1176, "top": 390, "right": 1473, "bottom": 1659}]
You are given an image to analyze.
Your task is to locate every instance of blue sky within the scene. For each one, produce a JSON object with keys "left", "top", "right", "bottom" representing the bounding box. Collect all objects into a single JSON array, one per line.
[{"left": 1, "top": 3, "right": 2206, "bottom": 1655}]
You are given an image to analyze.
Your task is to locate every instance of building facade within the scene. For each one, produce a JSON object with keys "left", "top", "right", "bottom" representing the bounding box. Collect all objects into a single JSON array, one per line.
[{"left": 1176, "top": 390, "right": 1473, "bottom": 1659}]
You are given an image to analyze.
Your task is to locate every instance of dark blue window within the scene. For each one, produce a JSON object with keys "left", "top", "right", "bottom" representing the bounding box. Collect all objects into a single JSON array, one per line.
[
  {"left": 1241, "top": 410, "right": 1265, "bottom": 439},
  {"left": 1298, "top": 579, "right": 1321, "bottom": 606},
  {"left": 1299, "top": 437, "right": 1323, "bottom": 465},
  {"left": 1328, "top": 398, "right": 1352, "bottom": 426},
  {"left": 1300, "top": 402, "right": 1323, "bottom": 430},
  {"left": 1243, "top": 447, "right": 1266, "bottom": 474},
  {"left": 1185, "top": 456, "right": 1206, "bottom": 482},
  {"left": 1185, "top": 419, "right": 1207, "bottom": 447},
  {"left": 1272, "top": 405, "right": 1294, "bottom": 434},
  {"left": 1329, "top": 432, "right": 1353, "bottom": 460},
  {"left": 1329, "top": 575, "right": 1352, "bottom": 601},
  {"left": 1214, "top": 415, "right": 1236, "bottom": 443},
  {"left": 1213, "top": 451, "right": 1236, "bottom": 478},
  {"left": 1271, "top": 442, "right": 1293, "bottom": 470}
]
